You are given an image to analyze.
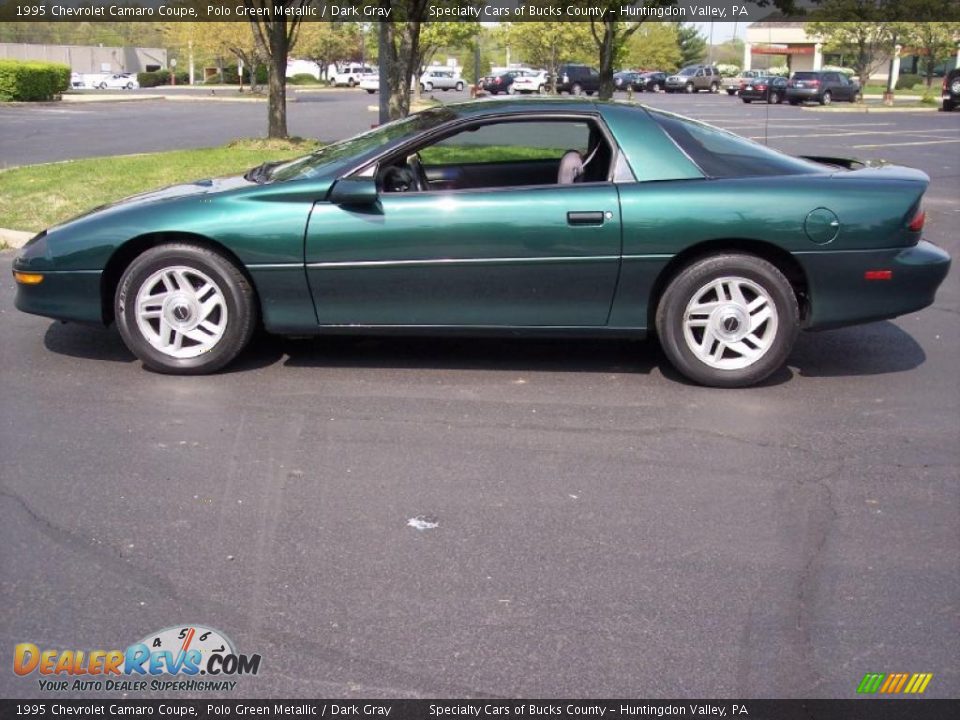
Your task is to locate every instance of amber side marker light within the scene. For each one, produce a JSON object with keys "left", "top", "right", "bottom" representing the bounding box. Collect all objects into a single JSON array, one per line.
[
  {"left": 865, "top": 270, "right": 893, "bottom": 281},
  {"left": 13, "top": 271, "right": 44, "bottom": 285}
]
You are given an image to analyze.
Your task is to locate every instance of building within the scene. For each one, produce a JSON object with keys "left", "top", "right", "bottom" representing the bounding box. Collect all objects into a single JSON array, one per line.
[
  {"left": 0, "top": 42, "right": 167, "bottom": 74},
  {"left": 744, "top": 21, "right": 960, "bottom": 83}
]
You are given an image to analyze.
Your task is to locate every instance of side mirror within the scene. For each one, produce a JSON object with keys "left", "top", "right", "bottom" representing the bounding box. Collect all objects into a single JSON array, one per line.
[{"left": 329, "top": 177, "right": 378, "bottom": 206}]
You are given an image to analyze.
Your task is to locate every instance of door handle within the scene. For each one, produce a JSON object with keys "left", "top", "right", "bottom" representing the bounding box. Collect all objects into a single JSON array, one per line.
[{"left": 567, "top": 211, "right": 605, "bottom": 226}]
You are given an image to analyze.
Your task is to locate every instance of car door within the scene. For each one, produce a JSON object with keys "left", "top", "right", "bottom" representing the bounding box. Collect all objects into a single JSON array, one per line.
[{"left": 304, "top": 117, "right": 623, "bottom": 328}]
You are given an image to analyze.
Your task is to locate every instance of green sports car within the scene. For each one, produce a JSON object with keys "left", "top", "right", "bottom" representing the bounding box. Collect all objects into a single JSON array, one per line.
[{"left": 13, "top": 99, "right": 950, "bottom": 387}]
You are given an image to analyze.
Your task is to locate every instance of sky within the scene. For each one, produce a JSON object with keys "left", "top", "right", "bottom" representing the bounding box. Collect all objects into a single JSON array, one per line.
[{"left": 695, "top": 22, "right": 740, "bottom": 44}]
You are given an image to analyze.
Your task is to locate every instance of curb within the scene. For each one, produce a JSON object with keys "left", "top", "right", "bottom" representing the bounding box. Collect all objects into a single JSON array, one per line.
[
  {"left": 0, "top": 228, "right": 35, "bottom": 250},
  {"left": 802, "top": 104, "right": 939, "bottom": 113},
  {"left": 61, "top": 94, "right": 159, "bottom": 104}
]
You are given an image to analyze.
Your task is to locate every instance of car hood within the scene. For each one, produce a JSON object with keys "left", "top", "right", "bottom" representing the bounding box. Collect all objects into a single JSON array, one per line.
[{"left": 49, "top": 175, "right": 256, "bottom": 230}]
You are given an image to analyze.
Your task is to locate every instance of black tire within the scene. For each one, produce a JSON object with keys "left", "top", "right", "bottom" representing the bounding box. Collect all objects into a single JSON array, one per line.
[
  {"left": 455, "top": 81, "right": 464, "bottom": 91},
  {"left": 572, "top": 83, "right": 583, "bottom": 96},
  {"left": 710, "top": 82, "right": 719, "bottom": 93},
  {"left": 348, "top": 78, "right": 355, "bottom": 88},
  {"left": 653, "top": 82, "right": 661, "bottom": 92},
  {"left": 366, "top": 89, "right": 375, "bottom": 94},
  {"left": 685, "top": 82, "right": 695, "bottom": 94},
  {"left": 115, "top": 243, "right": 257, "bottom": 375},
  {"left": 742, "top": 98, "right": 752, "bottom": 104},
  {"left": 943, "top": 99, "right": 957, "bottom": 112},
  {"left": 789, "top": 99, "right": 800, "bottom": 105},
  {"left": 655, "top": 254, "right": 799, "bottom": 388},
  {"left": 820, "top": 90, "right": 832, "bottom": 105}
]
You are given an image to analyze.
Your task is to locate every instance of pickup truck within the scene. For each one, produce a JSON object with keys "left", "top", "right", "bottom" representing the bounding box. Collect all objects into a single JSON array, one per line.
[{"left": 724, "top": 70, "right": 769, "bottom": 95}]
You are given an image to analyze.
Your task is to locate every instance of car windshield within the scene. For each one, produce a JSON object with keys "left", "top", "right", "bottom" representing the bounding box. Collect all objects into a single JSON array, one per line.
[
  {"left": 267, "top": 108, "right": 456, "bottom": 182},
  {"left": 793, "top": 72, "right": 819, "bottom": 80}
]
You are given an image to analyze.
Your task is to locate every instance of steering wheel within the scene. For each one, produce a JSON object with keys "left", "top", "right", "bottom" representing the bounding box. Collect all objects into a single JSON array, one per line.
[{"left": 407, "top": 153, "right": 429, "bottom": 193}]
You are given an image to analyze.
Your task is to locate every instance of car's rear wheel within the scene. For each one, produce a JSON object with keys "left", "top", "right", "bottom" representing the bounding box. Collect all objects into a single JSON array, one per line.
[
  {"left": 656, "top": 254, "right": 799, "bottom": 388},
  {"left": 944, "top": 99, "right": 957, "bottom": 111},
  {"left": 820, "top": 90, "right": 832, "bottom": 105},
  {"left": 572, "top": 83, "right": 583, "bottom": 96},
  {"left": 347, "top": 78, "right": 355, "bottom": 87},
  {"left": 769, "top": 90, "right": 780, "bottom": 104},
  {"left": 742, "top": 98, "right": 752, "bottom": 103},
  {"left": 537, "top": 84, "right": 545, "bottom": 94},
  {"left": 653, "top": 82, "right": 661, "bottom": 92},
  {"left": 456, "top": 81, "right": 464, "bottom": 91},
  {"left": 366, "top": 89, "right": 375, "bottom": 94},
  {"left": 115, "top": 244, "right": 257, "bottom": 375},
  {"left": 710, "top": 82, "right": 719, "bottom": 93}
]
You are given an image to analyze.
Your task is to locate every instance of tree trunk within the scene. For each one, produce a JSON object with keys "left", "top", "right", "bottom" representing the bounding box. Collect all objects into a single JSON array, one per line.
[
  {"left": 598, "top": 21, "right": 616, "bottom": 101},
  {"left": 266, "top": 20, "right": 288, "bottom": 138},
  {"left": 383, "top": 21, "right": 421, "bottom": 120}
]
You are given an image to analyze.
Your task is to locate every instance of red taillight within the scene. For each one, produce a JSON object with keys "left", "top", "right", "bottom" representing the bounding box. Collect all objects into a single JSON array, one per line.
[
  {"left": 865, "top": 270, "right": 893, "bottom": 281},
  {"left": 908, "top": 209, "right": 926, "bottom": 232},
  {"left": 757, "top": 84, "right": 767, "bottom": 90},
  {"left": 494, "top": 77, "right": 502, "bottom": 84},
  {"left": 808, "top": 79, "right": 820, "bottom": 87}
]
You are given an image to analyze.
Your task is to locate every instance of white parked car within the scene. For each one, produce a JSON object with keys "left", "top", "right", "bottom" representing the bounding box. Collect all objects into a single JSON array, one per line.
[
  {"left": 511, "top": 70, "right": 550, "bottom": 94},
  {"left": 332, "top": 65, "right": 373, "bottom": 87},
  {"left": 97, "top": 73, "right": 139, "bottom": 90},
  {"left": 419, "top": 68, "right": 465, "bottom": 92},
  {"left": 359, "top": 74, "right": 380, "bottom": 94}
]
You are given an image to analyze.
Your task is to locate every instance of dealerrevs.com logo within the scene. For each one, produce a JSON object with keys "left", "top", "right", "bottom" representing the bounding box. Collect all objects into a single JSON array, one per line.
[{"left": 14, "top": 625, "right": 261, "bottom": 693}]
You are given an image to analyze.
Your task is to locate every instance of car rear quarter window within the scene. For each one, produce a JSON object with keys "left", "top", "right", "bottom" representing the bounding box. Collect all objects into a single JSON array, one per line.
[{"left": 647, "top": 109, "right": 826, "bottom": 178}]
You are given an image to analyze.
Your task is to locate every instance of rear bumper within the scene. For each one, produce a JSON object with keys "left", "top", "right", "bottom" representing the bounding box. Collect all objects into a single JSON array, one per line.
[
  {"left": 786, "top": 88, "right": 820, "bottom": 101},
  {"left": 797, "top": 241, "right": 951, "bottom": 330}
]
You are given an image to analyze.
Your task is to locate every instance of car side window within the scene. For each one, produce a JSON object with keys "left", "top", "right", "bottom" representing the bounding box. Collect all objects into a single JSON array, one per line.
[{"left": 381, "top": 119, "right": 613, "bottom": 192}]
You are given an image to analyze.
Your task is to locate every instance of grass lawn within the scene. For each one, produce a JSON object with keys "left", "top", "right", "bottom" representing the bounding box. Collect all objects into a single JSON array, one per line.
[{"left": 0, "top": 138, "right": 320, "bottom": 233}]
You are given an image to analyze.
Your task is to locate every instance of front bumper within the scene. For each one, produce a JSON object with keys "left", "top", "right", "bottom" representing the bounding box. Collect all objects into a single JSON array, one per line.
[{"left": 797, "top": 241, "right": 951, "bottom": 330}]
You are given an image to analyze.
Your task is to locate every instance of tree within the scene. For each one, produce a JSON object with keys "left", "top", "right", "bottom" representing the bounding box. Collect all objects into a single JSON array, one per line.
[
  {"left": 379, "top": 1, "right": 430, "bottom": 120},
  {"left": 805, "top": 1, "right": 907, "bottom": 89},
  {"left": 806, "top": 21, "right": 894, "bottom": 88},
  {"left": 677, "top": 23, "right": 708, "bottom": 67},
  {"left": 296, "top": 23, "right": 363, "bottom": 81},
  {"left": 896, "top": 21, "right": 960, "bottom": 87},
  {"left": 624, "top": 22, "right": 682, "bottom": 72},
  {"left": 500, "top": 22, "right": 594, "bottom": 92},
  {"left": 243, "top": 0, "right": 308, "bottom": 138}
]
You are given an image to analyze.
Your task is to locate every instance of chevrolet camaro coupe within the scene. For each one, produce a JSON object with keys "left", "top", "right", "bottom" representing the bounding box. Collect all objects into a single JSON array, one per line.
[{"left": 13, "top": 99, "right": 950, "bottom": 387}]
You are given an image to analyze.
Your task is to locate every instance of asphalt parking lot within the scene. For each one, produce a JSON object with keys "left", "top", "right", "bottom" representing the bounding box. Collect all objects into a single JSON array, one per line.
[{"left": 0, "top": 92, "right": 958, "bottom": 699}]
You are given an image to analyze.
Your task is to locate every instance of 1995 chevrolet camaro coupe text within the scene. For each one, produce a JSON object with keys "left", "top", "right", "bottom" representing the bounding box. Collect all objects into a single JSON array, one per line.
[{"left": 13, "top": 99, "right": 951, "bottom": 387}]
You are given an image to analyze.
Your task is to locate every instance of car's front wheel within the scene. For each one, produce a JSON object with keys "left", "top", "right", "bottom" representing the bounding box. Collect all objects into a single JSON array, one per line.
[
  {"left": 115, "top": 244, "right": 257, "bottom": 375},
  {"left": 456, "top": 81, "right": 464, "bottom": 91},
  {"left": 685, "top": 82, "right": 695, "bottom": 93},
  {"left": 655, "top": 254, "right": 799, "bottom": 388}
]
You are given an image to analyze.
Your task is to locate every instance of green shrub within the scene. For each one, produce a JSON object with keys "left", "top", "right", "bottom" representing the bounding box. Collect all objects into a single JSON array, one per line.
[
  {"left": 896, "top": 73, "right": 921, "bottom": 91},
  {"left": 288, "top": 73, "right": 320, "bottom": 85},
  {"left": 137, "top": 70, "right": 189, "bottom": 87},
  {"left": 0, "top": 60, "right": 70, "bottom": 101}
]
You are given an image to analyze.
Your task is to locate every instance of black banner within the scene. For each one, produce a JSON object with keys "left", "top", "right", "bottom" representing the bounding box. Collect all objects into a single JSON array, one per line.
[
  {"left": 2, "top": 700, "right": 960, "bottom": 720},
  {"left": 1, "top": 0, "right": 959, "bottom": 23}
]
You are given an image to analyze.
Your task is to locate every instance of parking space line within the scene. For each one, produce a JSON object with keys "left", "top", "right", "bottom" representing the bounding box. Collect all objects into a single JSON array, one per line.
[
  {"left": 747, "top": 129, "right": 960, "bottom": 140},
  {"left": 852, "top": 139, "right": 960, "bottom": 148}
]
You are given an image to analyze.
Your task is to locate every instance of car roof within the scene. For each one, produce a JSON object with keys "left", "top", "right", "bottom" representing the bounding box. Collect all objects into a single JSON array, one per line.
[{"left": 439, "top": 98, "right": 632, "bottom": 118}]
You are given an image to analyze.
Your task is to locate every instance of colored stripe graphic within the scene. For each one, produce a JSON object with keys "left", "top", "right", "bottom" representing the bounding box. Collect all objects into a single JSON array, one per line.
[
  {"left": 857, "top": 673, "right": 885, "bottom": 694},
  {"left": 858, "top": 672, "right": 932, "bottom": 694}
]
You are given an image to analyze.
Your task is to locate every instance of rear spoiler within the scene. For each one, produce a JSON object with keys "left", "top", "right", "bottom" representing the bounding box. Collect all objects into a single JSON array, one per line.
[{"left": 800, "top": 156, "right": 930, "bottom": 183}]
